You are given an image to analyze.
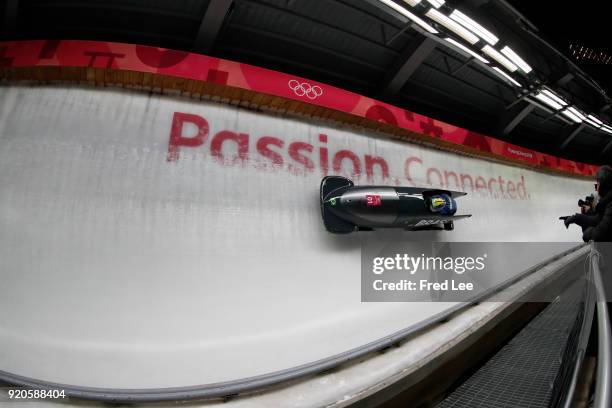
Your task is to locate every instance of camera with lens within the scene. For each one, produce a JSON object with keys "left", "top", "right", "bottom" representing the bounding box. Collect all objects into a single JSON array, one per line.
[
  {"left": 578, "top": 194, "right": 596, "bottom": 215},
  {"left": 578, "top": 195, "right": 595, "bottom": 207}
]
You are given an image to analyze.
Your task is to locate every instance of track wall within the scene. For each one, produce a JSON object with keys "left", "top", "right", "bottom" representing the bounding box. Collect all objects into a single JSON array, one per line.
[{"left": 0, "top": 85, "right": 591, "bottom": 389}]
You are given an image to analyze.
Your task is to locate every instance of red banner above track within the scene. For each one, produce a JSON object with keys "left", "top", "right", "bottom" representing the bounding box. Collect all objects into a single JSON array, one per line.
[{"left": 0, "top": 40, "right": 598, "bottom": 177}]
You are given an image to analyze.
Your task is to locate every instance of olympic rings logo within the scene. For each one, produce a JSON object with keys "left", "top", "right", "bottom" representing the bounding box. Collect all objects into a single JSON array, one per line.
[{"left": 288, "top": 79, "right": 323, "bottom": 100}]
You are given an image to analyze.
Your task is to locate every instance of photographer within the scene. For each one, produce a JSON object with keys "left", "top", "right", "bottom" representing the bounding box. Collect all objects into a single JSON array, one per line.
[
  {"left": 566, "top": 165, "right": 612, "bottom": 242},
  {"left": 564, "top": 194, "right": 597, "bottom": 232}
]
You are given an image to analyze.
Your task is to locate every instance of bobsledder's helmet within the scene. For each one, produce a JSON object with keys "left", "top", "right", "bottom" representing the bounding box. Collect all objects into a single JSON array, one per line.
[{"left": 427, "top": 194, "right": 457, "bottom": 215}]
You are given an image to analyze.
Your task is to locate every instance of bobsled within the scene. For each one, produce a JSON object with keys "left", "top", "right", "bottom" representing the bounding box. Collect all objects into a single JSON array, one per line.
[{"left": 320, "top": 176, "right": 471, "bottom": 234}]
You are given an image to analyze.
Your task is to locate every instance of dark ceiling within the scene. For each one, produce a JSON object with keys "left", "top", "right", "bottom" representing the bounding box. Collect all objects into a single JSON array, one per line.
[
  {"left": 507, "top": 0, "right": 612, "bottom": 93},
  {"left": 1, "top": 0, "right": 611, "bottom": 164}
]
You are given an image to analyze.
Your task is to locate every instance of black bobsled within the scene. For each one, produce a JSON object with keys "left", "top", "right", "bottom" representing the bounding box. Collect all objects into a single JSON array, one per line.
[{"left": 320, "top": 176, "right": 471, "bottom": 234}]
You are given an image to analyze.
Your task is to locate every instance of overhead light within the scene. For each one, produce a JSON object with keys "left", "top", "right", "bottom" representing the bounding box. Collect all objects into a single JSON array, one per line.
[
  {"left": 378, "top": 0, "right": 438, "bottom": 33},
  {"left": 425, "top": 0, "right": 444, "bottom": 8},
  {"left": 588, "top": 114, "right": 603, "bottom": 126},
  {"left": 425, "top": 8, "right": 479, "bottom": 44},
  {"left": 444, "top": 38, "right": 489, "bottom": 63},
  {"left": 482, "top": 45, "right": 518, "bottom": 72},
  {"left": 540, "top": 89, "right": 567, "bottom": 107},
  {"left": 500, "top": 46, "right": 532, "bottom": 74},
  {"left": 492, "top": 67, "right": 522, "bottom": 87},
  {"left": 584, "top": 115, "right": 606, "bottom": 128},
  {"left": 449, "top": 10, "right": 499, "bottom": 45},
  {"left": 585, "top": 117, "right": 602, "bottom": 128},
  {"left": 601, "top": 126, "right": 612, "bottom": 134},
  {"left": 533, "top": 92, "right": 564, "bottom": 111},
  {"left": 561, "top": 108, "right": 583, "bottom": 123},
  {"left": 566, "top": 106, "right": 586, "bottom": 121},
  {"left": 402, "top": 0, "right": 421, "bottom": 6}
]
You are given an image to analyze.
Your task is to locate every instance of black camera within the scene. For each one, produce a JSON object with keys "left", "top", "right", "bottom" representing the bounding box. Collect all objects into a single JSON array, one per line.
[{"left": 578, "top": 195, "right": 595, "bottom": 207}]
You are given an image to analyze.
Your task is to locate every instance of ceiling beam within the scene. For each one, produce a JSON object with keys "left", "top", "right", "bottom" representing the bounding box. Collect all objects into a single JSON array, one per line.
[
  {"left": 3, "top": 0, "right": 19, "bottom": 36},
  {"left": 500, "top": 102, "right": 535, "bottom": 136},
  {"left": 230, "top": 24, "right": 384, "bottom": 72},
  {"left": 380, "top": 34, "right": 436, "bottom": 99},
  {"left": 555, "top": 72, "right": 574, "bottom": 87},
  {"left": 194, "top": 0, "right": 233, "bottom": 52},
  {"left": 507, "top": 72, "right": 580, "bottom": 132},
  {"left": 601, "top": 139, "right": 612, "bottom": 158},
  {"left": 559, "top": 123, "right": 586, "bottom": 151},
  {"left": 538, "top": 107, "right": 570, "bottom": 125},
  {"left": 242, "top": 0, "right": 397, "bottom": 52}
]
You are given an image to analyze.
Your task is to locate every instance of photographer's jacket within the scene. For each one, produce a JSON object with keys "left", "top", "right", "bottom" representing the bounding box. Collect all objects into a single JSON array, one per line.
[{"left": 583, "top": 191, "right": 612, "bottom": 242}]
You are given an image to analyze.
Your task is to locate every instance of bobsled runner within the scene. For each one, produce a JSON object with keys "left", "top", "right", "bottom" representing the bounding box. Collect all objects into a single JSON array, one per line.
[{"left": 320, "top": 176, "right": 472, "bottom": 234}]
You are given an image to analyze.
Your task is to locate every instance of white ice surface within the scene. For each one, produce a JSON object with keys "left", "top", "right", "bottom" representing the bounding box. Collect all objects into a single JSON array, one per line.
[{"left": 0, "top": 85, "right": 591, "bottom": 388}]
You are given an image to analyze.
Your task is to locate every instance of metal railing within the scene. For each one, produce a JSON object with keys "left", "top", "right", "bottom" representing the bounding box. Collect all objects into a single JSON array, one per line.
[
  {"left": 588, "top": 242, "right": 612, "bottom": 408},
  {"left": 559, "top": 264, "right": 596, "bottom": 408}
]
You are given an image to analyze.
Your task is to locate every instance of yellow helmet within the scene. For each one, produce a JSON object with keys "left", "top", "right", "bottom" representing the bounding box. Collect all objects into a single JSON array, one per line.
[{"left": 431, "top": 197, "right": 446, "bottom": 209}]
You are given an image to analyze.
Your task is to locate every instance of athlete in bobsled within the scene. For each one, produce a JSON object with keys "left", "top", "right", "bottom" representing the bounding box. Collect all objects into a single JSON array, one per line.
[
  {"left": 426, "top": 194, "right": 457, "bottom": 215},
  {"left": 320, "top": 176, "right": 471, "bottom": 234}
]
